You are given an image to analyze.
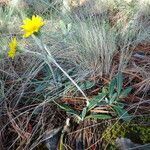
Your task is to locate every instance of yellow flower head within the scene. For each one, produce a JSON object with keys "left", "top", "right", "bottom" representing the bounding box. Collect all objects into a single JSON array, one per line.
[
  {"left": 21, "top": 15, "right": 45, "bottom": 38},
  {"left": 8, "top": 37, "right": 17, "bottom": 59}
]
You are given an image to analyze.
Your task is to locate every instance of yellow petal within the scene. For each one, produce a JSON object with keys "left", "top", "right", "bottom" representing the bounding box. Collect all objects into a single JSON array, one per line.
[
  {"left": 21, "top": 15, "right": 45, "bottom": 38},
  {"left": 8, "top": 37, "right": 17, "bottom": 59}
]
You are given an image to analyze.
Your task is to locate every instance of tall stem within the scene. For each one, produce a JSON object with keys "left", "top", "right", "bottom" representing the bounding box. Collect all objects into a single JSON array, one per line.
[{"left": 32, "top": 35, "right": 89, "bottom": 106}]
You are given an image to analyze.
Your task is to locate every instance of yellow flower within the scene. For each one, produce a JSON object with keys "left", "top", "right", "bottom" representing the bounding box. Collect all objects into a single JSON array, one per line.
[
  {"left": 8, "top": 37, "right": 17, "bottom": 59},
  {"left": 21, "top": 15, "right": 45, "bottom": 38}
]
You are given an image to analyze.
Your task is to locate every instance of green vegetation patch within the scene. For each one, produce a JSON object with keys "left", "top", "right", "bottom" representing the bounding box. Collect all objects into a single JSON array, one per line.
[{"left": 103, "top": 121, "right": 150, "bottom": 147}]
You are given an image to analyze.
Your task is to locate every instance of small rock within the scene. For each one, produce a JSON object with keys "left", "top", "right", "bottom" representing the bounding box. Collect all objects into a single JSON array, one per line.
[
  {"left": 116, "top": 138, "right": 150, "bottom": 150},
  {"left": 43, "top": 127, "right": 63, "bottom": 150}
]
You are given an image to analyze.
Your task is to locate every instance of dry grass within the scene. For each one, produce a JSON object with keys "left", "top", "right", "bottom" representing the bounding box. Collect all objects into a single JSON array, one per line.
[{"left": 0, "top": 0, "right": 149, "bottom": 149}]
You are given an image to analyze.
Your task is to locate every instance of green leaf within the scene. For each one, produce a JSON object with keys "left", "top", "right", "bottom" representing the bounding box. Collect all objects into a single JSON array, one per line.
[
  {"left": 87, "top": 93, "right": 106, "bottom": 111},
  {"left": 119, "top": 87, "right": 132, "bottom": 98},
  {"left": 56, "top": 103, "right": 72, "bottom": 111},
  {"left": 110, "top": 92, "right": 118, "bottom": 104},
  {"left": 79, "top": 81, "right": 95, "bottom": 91},
  {"left": 86, "top": 114, "right": 112, "bottom": 120},
  {"left": 81, "top": 107, "right": 87, "bottom": 120},
  {"left": 53, "top": 101, "right": 79, "bottom": 117},
  {"left": 116, "top": 72, "right": 123, "bottom": 95},
  {"left": 67, "top": 109, "right": 80, "bottom": 117},
  {"left": 113, "top": 105, "right": 131, "bottom": 121},
  {"left": 109, "top": 77, "right": 116, "bottom": 98}
]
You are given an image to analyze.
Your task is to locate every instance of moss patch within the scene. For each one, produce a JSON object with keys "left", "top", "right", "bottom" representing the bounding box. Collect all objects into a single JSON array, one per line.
[{"left": 102, "top": 121, "right": 150, "bottom": 147}]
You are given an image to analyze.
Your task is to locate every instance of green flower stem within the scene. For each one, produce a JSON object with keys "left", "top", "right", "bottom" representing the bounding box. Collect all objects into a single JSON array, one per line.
[
  {"left": 32, "top": 35, "right": 58, "bottom": 87},
  {"left": 59, "top": 118, "right": 70, "bottom": 150}
]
